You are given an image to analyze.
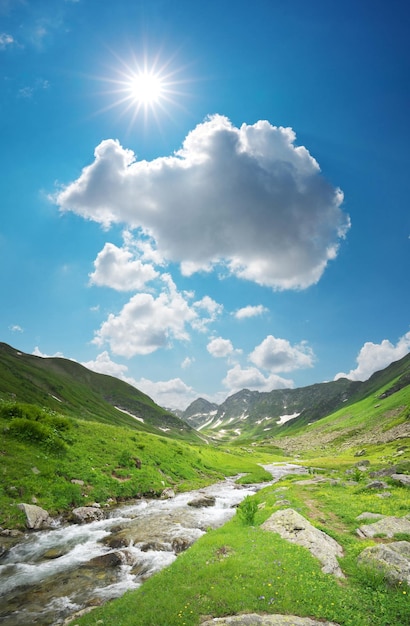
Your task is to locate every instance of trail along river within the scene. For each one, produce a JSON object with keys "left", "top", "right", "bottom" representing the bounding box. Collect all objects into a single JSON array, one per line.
[{"left": 0, "top": 463, "right": 306, "bottom": 625}]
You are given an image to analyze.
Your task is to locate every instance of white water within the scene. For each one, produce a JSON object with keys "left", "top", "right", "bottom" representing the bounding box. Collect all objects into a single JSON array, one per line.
[{"left": 0, "top": 464, "right": 306, "bottom": 625}]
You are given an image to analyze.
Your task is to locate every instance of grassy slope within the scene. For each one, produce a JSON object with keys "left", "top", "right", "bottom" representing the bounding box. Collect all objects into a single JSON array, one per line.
[
  {"left": 0, "top": 407, "right": 278, "bottom": 529},
  {"left": 0, "top": 342, "right": 196, "bottom": 440}
]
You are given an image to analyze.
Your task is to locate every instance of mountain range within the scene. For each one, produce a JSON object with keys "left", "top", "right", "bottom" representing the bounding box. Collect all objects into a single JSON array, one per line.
[
  {"left": 180, "top": 353, "right": 410, "bottom": 441},
  {"left": 1, "top": 341, "right": 409, "bottom": 443}
]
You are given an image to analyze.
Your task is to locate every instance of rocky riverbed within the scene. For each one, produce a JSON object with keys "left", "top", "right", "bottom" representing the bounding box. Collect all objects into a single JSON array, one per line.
[{"left": 0, "top": 464, "right": 307, "bottom": 625}]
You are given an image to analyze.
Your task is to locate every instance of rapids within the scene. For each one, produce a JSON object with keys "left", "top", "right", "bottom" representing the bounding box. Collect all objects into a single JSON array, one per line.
[{"left": 0, "top": 463, "right": 306, "bottom": 625}]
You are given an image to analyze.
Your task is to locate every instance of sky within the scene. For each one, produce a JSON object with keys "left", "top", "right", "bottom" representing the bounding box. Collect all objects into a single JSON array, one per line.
[{"left": 1, "top": 0, "right": 409, "bottom": 411}]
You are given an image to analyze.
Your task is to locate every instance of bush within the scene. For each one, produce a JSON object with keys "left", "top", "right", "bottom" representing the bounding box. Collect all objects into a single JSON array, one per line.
[
  {"left": 238, "top": 496, "right": 258, "bottom": 525},
  {"left": 9, "top": 417, "right": 50, "bottom": 443}
]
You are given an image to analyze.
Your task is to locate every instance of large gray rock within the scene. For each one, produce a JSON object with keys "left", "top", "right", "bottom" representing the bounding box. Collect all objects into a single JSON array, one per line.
[
  {"left": 160, "top": 488, "right": 175, "bottom": 499},
  {"left": 261, "top": 508, "right": 344, "bottom": 578},
  {"left": 187, "top": 494, "right": 216, "bottom": 508},
  {"left": 357, "top": 541, "right": 410, "bottom": 585},
  {"left": 391, "top": 474, "right": 410, "bottom": 487},
  {"left": 357, "top": 515, "right": 410, "bottom": 538},
  {"left": 70, "top": 506, "right": 104, "bottom": 524},
  {"left": 201, "top": 614, "right": 340, "bottom": 625},
  {"left": 17, "top": 503, "right": 52, "bottom": 529}
]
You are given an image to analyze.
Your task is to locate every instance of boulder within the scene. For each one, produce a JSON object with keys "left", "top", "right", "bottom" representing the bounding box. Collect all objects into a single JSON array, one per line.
[
  {"left": 200, "top": 614, "right": 340, "bottom": 625},
  {"left": 355, "top": 460, "right": 370, "bottom": 468},
  {"left": 391, "top": 474, "right": 410, "bottom": 487},
  {"left": 172, "top": 536, "right": 193, "bottom": 553},
  {"left": 356, "top": 512, "right": 385, "bottom": 521},
  {"left": 70, "top": 506, "right": 104, "bottom": 524},
  {"left": 160, "top": 488, "right": 175, "bottom": 499},
  {"left": 364, "top": 481, "right": 389, "bottom": 490},
  {"left": 17, "top": 503, "right": 52, "bottom": 529},
  {"left": 261, "top": 508, "right": 344, "bottom": 578},
  {"left": 187, "top": 494, "right": 216, "bottom": 508},
  {"left": 85, "top": 552, "right": 123, "bottom": 568},
  {"left": 357, "top": 541, "right": 410, "bottom": 585},
  {"left": 357, "top": 515, "right": 410, "bottom": 538}
]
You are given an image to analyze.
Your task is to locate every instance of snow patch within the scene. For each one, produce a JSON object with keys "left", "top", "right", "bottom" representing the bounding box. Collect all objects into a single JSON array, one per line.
[
  {"left": 115, "top": 406, "right": 144, "bottom": 423},
  {"left": 276, "top": 412, "right": 300, "bottom": 426}
]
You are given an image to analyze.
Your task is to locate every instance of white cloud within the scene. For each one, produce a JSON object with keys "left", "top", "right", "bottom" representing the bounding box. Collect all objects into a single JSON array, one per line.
[
  {"left": 234, "top": 304, "right": 268, "bottom": 320},
  {"left": 0, "top": 33, "right": 14, "bottom": 49},
  {"left": 32, "top": 346, "right": 64, "bottom": 358},
  {"left": 192, "top": 295, "right": 223, "bottom": 331},
  {"left": 181, "top": 356, "right": 194, "bottom": 369},
  {"left": 335, "top": 331, "right": 410, "bottom": 382},
  {"left": 249, "top": 335, "right": 315, "bottom": 372},
  {"left": 9, "top": 324, "right": 23, "bottom": 332},
  {"left": 92, "top": 274, "right": 197, "bottom": 357},
  {"left": 81, "top": 352, "right": 196, "bottom": 410},
  {"left": 55, "top": 115, "right": 350, "bottom": 290},
  {"left": 81, "top": 351, "right": 129, "bottom": 379},
  {"left": 136, "top": 376, "right": 198, "bottom": 411},
  {"left": 223, "top": 364, "right": 293, "bottom": 395},
  {"left": 207, "top": 337, "right": 235, "bottom": 358},
  {"left": 89, "top": 241, "right": 158, "bottom": 291}
]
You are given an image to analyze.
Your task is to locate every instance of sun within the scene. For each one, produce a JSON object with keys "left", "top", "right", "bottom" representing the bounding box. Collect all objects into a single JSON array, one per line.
[
  {"left": 97, "top": 49, "right": 192, "bottom": 127},
  {"left": 127, "top": 71, "right": 164, "bottom": 105}
]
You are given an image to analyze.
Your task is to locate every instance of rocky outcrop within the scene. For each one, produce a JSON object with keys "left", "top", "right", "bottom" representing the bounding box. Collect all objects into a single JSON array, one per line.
[
  {"left": 357, "top": 541, "right": 410, "bottom": 585},
  {"left": 70, "top": 506, "right": 104, "bottom": 524},
  {"left": 201, "top": 614, "right": 340, "bottom": 625},
  {"left": 17, "top": 503, "right": 52, "bottom": 529},
  {"left": 261, "top": 508, "right": 344, "bottom": 578},
  {"left": 357, "top": 515, "right": 410, "bottom": 538}
]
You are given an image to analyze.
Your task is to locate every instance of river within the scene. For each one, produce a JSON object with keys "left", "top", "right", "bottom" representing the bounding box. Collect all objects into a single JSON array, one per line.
[{"left": 0, "top": 463, "right": 306, "bottom": 625}]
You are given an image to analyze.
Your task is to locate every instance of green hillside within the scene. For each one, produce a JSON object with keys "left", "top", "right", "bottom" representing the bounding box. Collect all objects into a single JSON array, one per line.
[{"left": 0, "top": 342, "right": 195, "bottom": 439}]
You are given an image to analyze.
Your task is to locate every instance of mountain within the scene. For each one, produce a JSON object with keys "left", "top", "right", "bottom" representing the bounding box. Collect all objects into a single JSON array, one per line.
[
  {"left": 182, "top": 397, "right": 219, "bottom": 429},
  {"left": 182, "top": 352, "right": 410, "bottom": 441},
  {"left": 0, "top": 342, "right": 198, "bottom": 440}
]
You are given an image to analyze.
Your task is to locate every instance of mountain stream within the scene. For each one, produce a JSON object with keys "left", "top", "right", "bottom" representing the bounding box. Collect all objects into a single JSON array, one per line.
[{"left": 0, "top": 463, "right": 306, "bottom": 625}]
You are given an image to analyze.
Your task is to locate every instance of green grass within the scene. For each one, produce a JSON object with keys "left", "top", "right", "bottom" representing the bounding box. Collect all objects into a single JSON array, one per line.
[
  {"left": 67, "top": 467, "right": 410, "bottom": 626},
  {"left": 0, "top": 403, "right": 280, "bottom": 529}
]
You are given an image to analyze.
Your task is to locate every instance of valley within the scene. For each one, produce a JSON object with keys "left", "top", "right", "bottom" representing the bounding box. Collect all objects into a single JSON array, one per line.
[{"left": 0, "top": 343, "right": 409, "bottom": 625}]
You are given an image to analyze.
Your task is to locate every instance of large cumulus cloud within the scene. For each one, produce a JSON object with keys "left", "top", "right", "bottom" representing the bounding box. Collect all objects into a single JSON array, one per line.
[{"left": 56, "top": 115, "right": 350, "bottom": 289}]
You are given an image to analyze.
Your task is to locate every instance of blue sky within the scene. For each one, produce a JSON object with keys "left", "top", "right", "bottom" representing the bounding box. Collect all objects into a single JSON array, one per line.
[{"left": 1, "top": 0, "right": 409, "bottom": 410}]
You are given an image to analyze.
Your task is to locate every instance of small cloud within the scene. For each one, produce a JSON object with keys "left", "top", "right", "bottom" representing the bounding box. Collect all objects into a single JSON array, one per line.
[
  {"left": 18, "top": 86, "right": 34, "bottom": 99},
  {"left": 82, "top": 351, "right": 129, "bottom": 379},
  {"left": 92, "top": 274, "right": 197, "bottom": 357},
  {"left": 192, "top": 295, "right": 223, "bottom": 332},
  {"left": 223, "top": 364, "right": 293, "bottom": 395},
  {"left": 0, "top": 32, "right": 14, "bottom": 49},
  {"left": 9, "top": 324, "right": 23, "bottom": 333},
  {"left": 249, "top": 335, "right": 315, "bottom": 373},
  {"left": 32, "top": 346, "right": 64, "bottom": 358},
  {"left": 335, "top": 330, "right": 410, "bottom": 382},
  {"left": 18, "top": 78, "right": 50, "bottom": 99},
  {"left": 181, "top": 356, "right": 194, "bottom": 369},
  {"left": 207, "top": 337, "right": 235, "bottom": 358},
  {"left": 89, "top": 241, "right": 158, "bottom": 291},
  {"left": 234, "top": 304, "right": 268, "bottom": 320},
  {"left": 135, "top": 376, "right": 198, "bottom": 411}
]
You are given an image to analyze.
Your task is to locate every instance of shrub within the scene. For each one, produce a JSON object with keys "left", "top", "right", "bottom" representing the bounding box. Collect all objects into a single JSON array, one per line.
[
  {"left": 238, "top": 496, "right": 258, "bottom": 525},
  {"left": 9, "top": 417, "right": 50, "bottom": 443}
]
